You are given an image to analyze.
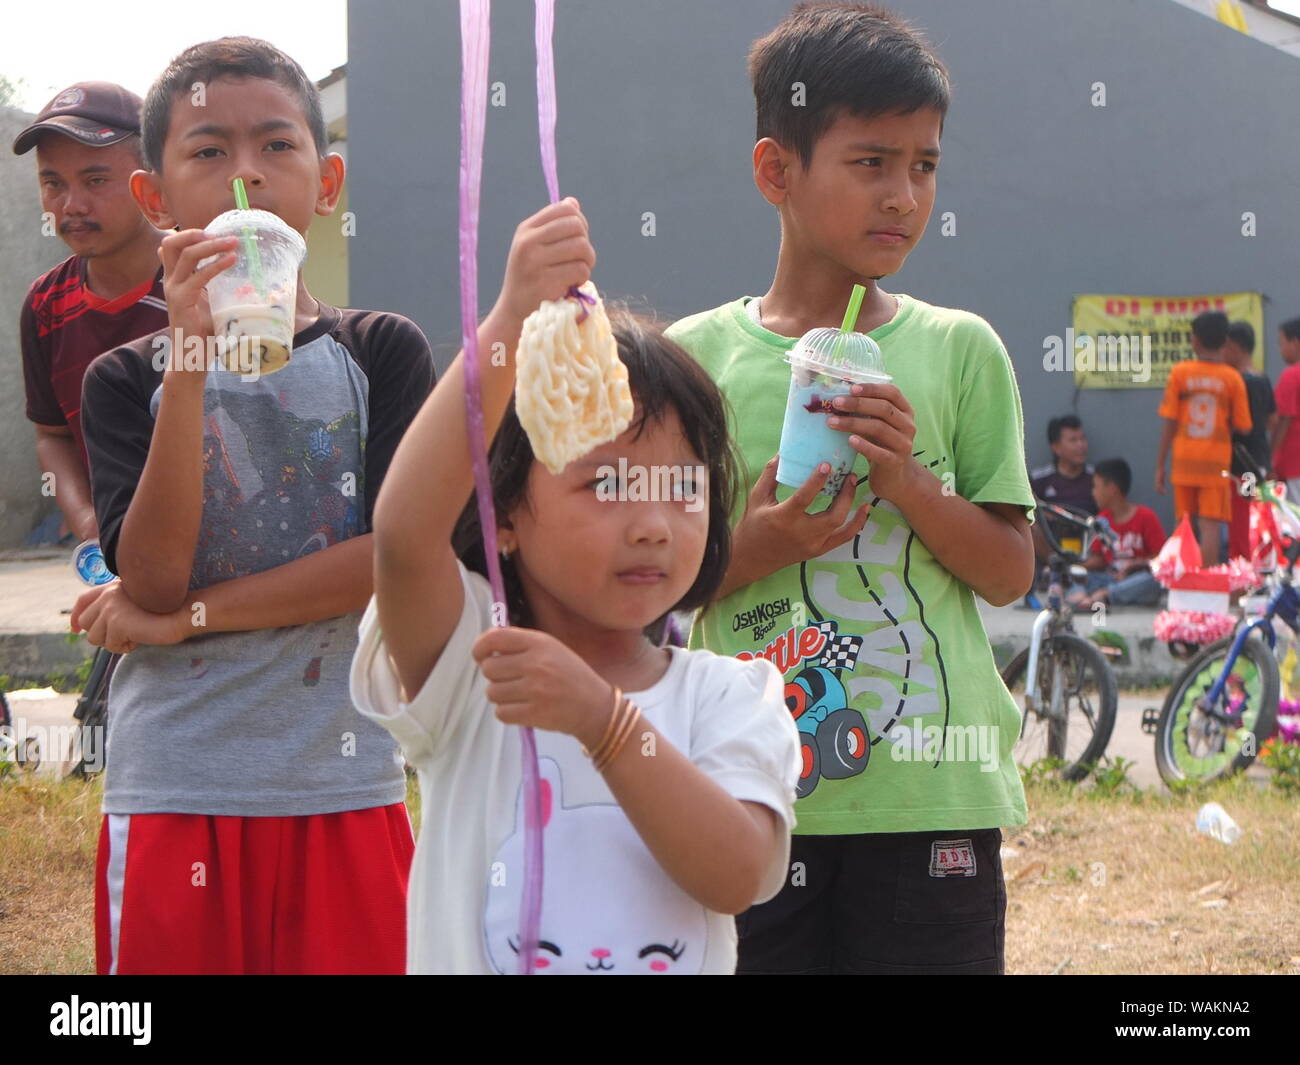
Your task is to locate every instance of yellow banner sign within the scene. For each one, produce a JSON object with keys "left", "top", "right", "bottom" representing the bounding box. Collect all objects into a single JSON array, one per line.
[{"left": 1059, "top": 293, "right": 1265, "bottom": 389}]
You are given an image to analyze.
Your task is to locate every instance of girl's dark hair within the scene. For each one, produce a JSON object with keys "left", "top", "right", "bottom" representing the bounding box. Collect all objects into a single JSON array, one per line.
[
  {"left": 749, "top": 2, "right": 951, "bottom": 170},
  {"left": 452, "top": 309, "right": 739, "bottom": 631},
  {"left": 1280, "top": 317, "right": 1300, "bottom": 343},
  {"left": 141, "top": 36, "right": 329, "bottom": 172}
]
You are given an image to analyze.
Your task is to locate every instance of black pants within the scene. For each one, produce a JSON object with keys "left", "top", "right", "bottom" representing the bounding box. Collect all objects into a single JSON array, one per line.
[{"left": 737, "top": 829, "right": 1006, "bottom": 974}]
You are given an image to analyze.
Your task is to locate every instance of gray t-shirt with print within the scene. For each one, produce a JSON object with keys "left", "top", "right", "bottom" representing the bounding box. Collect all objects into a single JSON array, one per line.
[{"left": 81, "top": 305, "right": 433, "bottom": 815}]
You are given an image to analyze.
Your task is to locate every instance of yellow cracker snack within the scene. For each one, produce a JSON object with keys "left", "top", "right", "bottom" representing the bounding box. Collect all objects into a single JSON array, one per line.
[{"left": 515, "top": 281, "right": 633, "bottom": 474}]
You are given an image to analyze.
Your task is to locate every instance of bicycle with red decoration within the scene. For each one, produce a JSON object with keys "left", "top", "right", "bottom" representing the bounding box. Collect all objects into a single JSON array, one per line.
[{"left": 1146, "top": 471, "right": 1299, "bottom": 785}]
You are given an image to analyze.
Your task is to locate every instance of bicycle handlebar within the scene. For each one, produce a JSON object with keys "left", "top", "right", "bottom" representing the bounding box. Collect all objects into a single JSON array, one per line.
[{"left": 1033, "top": 497, "right": 1117, "bottom": 560}]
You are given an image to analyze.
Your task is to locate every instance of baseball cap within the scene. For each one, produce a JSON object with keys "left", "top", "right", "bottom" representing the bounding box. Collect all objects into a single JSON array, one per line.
[{"left": 12, "top": 81, "right": 143, "bottom": 155}]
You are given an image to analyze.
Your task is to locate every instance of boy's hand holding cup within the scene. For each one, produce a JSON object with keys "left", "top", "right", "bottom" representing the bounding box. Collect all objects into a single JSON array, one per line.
[
  {"left": 826, "top": 379, "right": 920, "bottom": 501},
  {"left": 732, "top": 457, "right": 871, "bottom": 582},
  {"left": 158, "top": 228, "right": 240, "bottom": 376}
]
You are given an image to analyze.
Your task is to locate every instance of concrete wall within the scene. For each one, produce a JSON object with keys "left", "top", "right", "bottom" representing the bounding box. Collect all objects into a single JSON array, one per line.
[
  {"left": 0, "top": 106, "right": 68, "bottom": 548},
  {"left": 348, "top": 0, "right": 1300, "bottom": 530},
  {"left": 303, "top": 72, "right": 350, "bottom": 308}
]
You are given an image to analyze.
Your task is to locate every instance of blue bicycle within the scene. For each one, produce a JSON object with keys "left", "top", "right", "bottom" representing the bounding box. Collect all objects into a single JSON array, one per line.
[{"left": 1150, "top": 526, "right": 1293, "bottom": 786}]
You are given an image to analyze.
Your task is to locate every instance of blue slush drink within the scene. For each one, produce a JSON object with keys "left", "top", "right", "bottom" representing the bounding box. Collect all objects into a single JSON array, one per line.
[{"left": 776, "top": 327, "right": 890, "bottom": 497}]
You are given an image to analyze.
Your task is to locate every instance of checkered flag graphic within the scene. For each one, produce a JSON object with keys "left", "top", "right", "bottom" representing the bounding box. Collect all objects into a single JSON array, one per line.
[{"left": 813, "top": 620, "right": 863, "bottom": 672}]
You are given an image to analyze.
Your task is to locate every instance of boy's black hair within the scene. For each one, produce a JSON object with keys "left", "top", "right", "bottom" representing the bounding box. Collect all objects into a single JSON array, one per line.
[
  {"left": 748, "top": 2, "right": 950, "bottom": 169},
  {"left": 1047, "top": 414, "right": 1082, "bottom": 446},
  {"left": 1094, "top": 458, "right": 1131, "bottom": 498},
  {"left": 1281, "top": 317, "right": 1300, "bottom": 343},
  {"left": 452, "top": 310, "right": 740, "bottom": 631},
  {"left": 1226, "top": 320, "right": 1255, "bottom": 354},
  {"left": 141, "top": 37, "right": 329, "bottom": 172},
  {"left": 1191, "top": 310, "right": 1229, "bottom": 350}
]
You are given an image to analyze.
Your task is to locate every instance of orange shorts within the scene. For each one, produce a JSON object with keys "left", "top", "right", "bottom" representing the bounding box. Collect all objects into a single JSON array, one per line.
[{"left": 1173, "top": 481, "right": 1232, "bottom": 523}]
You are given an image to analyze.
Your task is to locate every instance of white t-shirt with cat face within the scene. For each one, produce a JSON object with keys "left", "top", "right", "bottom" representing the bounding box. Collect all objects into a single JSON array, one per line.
[{"left": 350, "top": 562, "right": 801, "bottom": 975}]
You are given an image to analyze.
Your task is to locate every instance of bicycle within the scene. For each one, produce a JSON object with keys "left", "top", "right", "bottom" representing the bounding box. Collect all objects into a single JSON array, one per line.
[
  {"left": 67, "top": 645, "right": 117, "bottom": 778},
  {"left": 0, "top": 685, "right": 42, "bottom": 773},
  {"left": 1000, "top": 498, "right": 1120, "bottom": 781},
  {"left": 0, "top": 646, "right": 117, "bottom": 778},
  {"left": 1149, "top": 491, "right": 1295, "bottom": 786}
]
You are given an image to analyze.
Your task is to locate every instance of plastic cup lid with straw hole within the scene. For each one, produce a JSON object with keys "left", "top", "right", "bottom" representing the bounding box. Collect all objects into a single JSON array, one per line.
[
  {"left": 785, "top": 282, "right": 890, "bottom": 384},
  {"left": 786, "top": 328, "right": 889, "bottom": 383},
  {"left": 204, "top": 208, "right": 306, "bottom": 259}
]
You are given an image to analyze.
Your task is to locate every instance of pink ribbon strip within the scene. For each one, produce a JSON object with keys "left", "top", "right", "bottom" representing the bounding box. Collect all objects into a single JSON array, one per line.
[
  {"left": 535, "top": 0, "right": 560, "bottom": 205},
  {"left": 459, "top": 0, "right": 544, "bottom": 976},
  {"left": 535, "top": 0, "right": 589, "bottom": 321}
]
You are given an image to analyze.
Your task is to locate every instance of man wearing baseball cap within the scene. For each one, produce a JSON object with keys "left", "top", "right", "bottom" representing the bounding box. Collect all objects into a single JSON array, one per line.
[{"left": 14, "top": 81, "right": 166, "bottom": 544}]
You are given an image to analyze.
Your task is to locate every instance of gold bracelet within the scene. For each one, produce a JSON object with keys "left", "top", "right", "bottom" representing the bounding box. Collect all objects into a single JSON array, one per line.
[
  {"left": 595, "top": 702, "right": 642, "bottom": 772},
  {"left": 581, "top": 686, "right": 622, "bottom": 759},
  {"left": 587, "top": 696, "right": 632, "bottom": 766}
]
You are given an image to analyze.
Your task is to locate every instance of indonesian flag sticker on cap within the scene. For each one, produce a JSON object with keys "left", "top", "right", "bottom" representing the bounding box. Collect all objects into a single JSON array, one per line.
[{"left": 11, "top": 81, "right": 143, "bottom": 155}]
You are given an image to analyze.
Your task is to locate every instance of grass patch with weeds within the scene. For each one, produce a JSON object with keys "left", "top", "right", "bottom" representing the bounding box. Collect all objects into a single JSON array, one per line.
[
  {"left": 1007, "top": 762, "right": 1300, "bottom": 975},
  {"left": 4, "top": 759, "right": 1296, "bottom": 975}
]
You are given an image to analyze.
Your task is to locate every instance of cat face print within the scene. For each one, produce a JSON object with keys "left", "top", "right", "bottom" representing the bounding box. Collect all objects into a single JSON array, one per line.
[{"left": 483, "top": 757, "right": 708, "bottom": 974}]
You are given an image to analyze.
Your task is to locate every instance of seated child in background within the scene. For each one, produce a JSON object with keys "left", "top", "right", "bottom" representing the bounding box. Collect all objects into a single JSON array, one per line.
[{"left": 1075, "top": 458, "right": 1166, "bottom": 609}]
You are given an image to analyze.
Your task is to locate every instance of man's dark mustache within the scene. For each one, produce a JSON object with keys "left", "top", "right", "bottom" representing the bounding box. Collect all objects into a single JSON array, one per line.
[{"left": 61, "top": 221, "right": 101, "bottom": 233}]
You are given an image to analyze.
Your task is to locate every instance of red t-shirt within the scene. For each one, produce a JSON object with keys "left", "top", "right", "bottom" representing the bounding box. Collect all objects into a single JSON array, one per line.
[
  {"left": 1273, "top": 363, "right": 1300, "bottom": 479},
  {"left": 20, "top": 254, "right": 168, "bottom": 467},
  {"left": 1090, "top": 504, "right": 1167, "bottom": 568}
]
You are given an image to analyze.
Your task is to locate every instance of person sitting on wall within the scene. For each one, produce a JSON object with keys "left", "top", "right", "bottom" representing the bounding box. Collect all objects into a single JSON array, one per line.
[{"left": 1071, "top": 457, "right": 1166, "bottom": 609}]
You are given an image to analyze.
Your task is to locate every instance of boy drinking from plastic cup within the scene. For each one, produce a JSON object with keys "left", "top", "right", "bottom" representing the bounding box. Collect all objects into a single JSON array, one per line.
[
  {"left": 666, "top": 3, "right": 1036, "bottom": 975},
  {"left": 72, "top": 36, "right": 434, "bottom": 975}
]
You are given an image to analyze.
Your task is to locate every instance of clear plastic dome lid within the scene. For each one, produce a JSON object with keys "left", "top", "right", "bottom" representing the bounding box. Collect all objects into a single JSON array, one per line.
[
  {"left": 206, "top": 209, "right": 306, "bottom": 259},
  {"left": 787, "top": 327, "right": 890, "bottom": 384}
]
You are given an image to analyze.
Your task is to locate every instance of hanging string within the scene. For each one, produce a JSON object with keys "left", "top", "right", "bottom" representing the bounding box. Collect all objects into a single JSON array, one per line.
[
  {"left": 533, "top": 0, "right": 594, "bottom": 319},
  {"left": 535, "top": 0, "right": 560, "bottom": 205},
  {"left": 458, "top": 0, "right": 544, "bottom": 977}
]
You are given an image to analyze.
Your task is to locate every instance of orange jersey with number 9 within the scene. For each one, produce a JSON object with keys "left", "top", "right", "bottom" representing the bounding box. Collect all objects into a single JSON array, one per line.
[{"left": 1158, "top": 360, "right": 1252, "bottom": 486}]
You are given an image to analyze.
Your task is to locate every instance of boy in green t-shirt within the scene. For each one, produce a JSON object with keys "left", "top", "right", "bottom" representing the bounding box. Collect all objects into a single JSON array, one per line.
[{"left": 666, "top": 2, "right": 1036, "bottom": 974}]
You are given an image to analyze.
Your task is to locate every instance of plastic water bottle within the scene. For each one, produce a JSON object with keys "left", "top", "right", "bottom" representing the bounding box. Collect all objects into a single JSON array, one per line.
[
  {"left": 1196, "top": 802, "right": 1241, "bottom": 845},
  {"left": 71, "top": 540, "right": 116, "bottom": 587}
]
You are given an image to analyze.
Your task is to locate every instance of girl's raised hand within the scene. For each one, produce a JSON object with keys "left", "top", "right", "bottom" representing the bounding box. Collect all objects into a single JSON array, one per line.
[
  {"left": 493, "top": 197, "right": 595, "bottom": 326},
  {"left": 471, "top": 626, "right": 614, "bottom": 749}
]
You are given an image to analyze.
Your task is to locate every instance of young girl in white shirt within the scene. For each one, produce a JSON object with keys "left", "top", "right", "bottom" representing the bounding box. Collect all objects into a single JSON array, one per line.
[{"left": 350, "top": 199, "right": 799, "bottom": 974}]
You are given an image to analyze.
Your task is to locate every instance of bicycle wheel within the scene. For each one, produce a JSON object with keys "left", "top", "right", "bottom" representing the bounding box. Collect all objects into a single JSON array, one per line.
[
  {"left": 1001, "top": 632, "right": 1118, "bottom": 781},
  {"left": 1155, "top": 631, "right": 1278, "bottom": 786}
]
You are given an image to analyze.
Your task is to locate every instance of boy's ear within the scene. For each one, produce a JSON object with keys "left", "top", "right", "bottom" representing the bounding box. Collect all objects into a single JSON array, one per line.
[
  {"left": 753, "top": 137, "right": 794, "bottom": 208},
  {"left": 314, "top": 152, "right": 346, "bottom": 217},
  {"left": 130, "top": 169, "right": 177, "bottom": 230}
]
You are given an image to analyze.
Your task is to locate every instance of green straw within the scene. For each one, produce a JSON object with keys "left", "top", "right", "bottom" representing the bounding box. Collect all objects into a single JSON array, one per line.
[
  {"left": 841, "top": 283, "right": 866, "bottom": 333},
  {"left": 231, "top": 178, "right": 266, "bottom": 297},
  {"left": 830, "top": 283, "right": 867, "bottom": 362}
]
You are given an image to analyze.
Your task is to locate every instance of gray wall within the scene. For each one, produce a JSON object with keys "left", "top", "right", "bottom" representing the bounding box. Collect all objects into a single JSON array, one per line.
[
  {"left": 348, "top": 0, "right": 1300, "bottom": 530},
  {"left": 1, "top": 106, "right": 67, "bottom": 548}
]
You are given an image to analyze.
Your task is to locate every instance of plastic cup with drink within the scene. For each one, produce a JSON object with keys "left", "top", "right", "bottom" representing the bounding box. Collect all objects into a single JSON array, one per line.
[
  {"left": 202, "top": 178, "right": 306, "bottom": 379},
  {"left": 776, "top": 284, "right": 892, "bottom": 497}
]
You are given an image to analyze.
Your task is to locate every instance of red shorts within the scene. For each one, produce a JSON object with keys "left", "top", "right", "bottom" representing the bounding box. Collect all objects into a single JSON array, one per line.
[{"left": 95, "top": 804, "right": 414, "bottom": 975}]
